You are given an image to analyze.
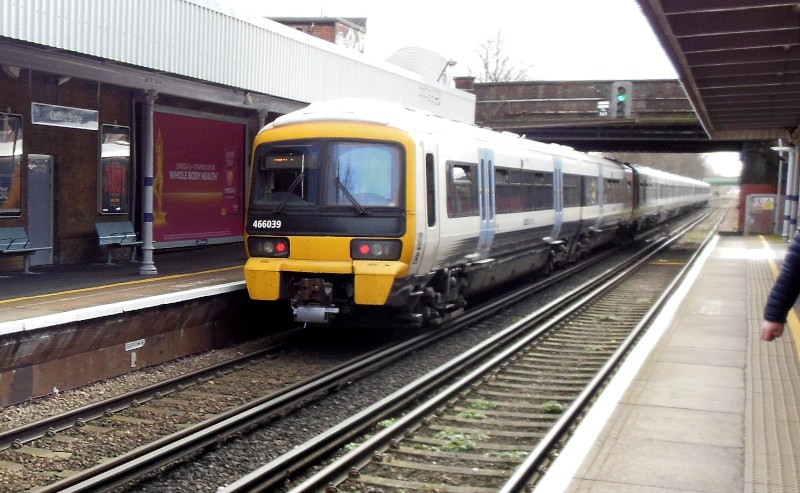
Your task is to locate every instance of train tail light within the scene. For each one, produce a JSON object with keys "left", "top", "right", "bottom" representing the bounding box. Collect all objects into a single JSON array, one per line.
[
  {"left": 350, "top": 239, "right": 401, "bottom": 260},
  {"left": 249, "top": 237, "right": 290, "bottom": 258}
]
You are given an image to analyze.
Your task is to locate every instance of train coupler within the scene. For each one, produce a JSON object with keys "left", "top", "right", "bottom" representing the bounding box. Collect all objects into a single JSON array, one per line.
[
  {"left": 291, "top": 277, "right": 340, "bottom": 324},
  {"left": 292, "top": 304, "right": 340, "bottom": 324}
]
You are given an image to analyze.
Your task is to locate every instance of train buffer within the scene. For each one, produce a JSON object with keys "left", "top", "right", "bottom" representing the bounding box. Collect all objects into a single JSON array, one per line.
[
  {"left": 95, "top": 221, "right": 142, "bottom": 265},
  {"left": 0, "top": 226, "right": 52, "bottom": 274}
]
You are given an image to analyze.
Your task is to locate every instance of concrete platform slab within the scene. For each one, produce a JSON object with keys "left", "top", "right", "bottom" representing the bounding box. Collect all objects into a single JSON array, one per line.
[
  {"left": 583, "top": 437, "right": 742, "bottom": 492},
  {"left": 612, "top": 404, "right": 743, "bottom": 447},
  {"left": 659, "top": 345, "right": 744, "bottom": 367},
  {"left": 627, "top": 378, "right": 745, "bottom": 413},
  {"left": 535, "top": 234, "right": 800, "bottom": 493}
]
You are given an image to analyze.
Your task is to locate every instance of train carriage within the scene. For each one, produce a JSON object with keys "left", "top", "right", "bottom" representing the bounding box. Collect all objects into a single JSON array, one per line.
[
  {"left": 244, "top": 99, "right": 708, "bottom": 326},
  {"left": 631, "top": 164, "right": 709, "bottom": 230}
]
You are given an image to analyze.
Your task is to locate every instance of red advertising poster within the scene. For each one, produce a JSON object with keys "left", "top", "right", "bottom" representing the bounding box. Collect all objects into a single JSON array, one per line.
[
  {"left": 0, "top": 113, "right": 23, "bottom": 217},
  {"left": 153, "top": 111, "right": 245, "bottom": 247}
]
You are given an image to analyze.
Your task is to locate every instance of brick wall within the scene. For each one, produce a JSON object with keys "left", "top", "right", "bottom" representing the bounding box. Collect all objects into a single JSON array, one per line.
[{"left": 0, "top": 69, "right": 260, "bottom": 268}]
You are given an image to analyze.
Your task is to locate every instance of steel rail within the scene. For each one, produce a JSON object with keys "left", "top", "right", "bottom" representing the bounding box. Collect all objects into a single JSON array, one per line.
[
  {"left": 0, "top": 341, "right": 292, "bottom": 451},
  {"left": 35, "top": 328, "right": 442, "bottom": 493},
  {"left": 220, "top": 210, "right": 714, "bottom": 492},
  {"left": 41, "top": 256, "right": 600, "bottom": 493},
  {"left": 31, "top": 208, "right": 712, "bottom": 492},
  {"left": 34, "top": 216, "right": 635, "bottom": 492},
  {"left": 16, "top": 236, "right": 607, "bottom": 492},
  {"left": 498, "top": 211, "right": 724, "bottom": 492}
]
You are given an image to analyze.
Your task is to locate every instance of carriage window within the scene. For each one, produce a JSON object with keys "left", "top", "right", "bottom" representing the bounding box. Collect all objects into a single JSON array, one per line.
[
  {"left": 584, "top": 176, "right": 598, "bottom": 206},
  {"left": 533, "top": 171, "right": 554, "bottom": 210},
  {"left": 447, "top": 161, "right": 479, "bottom": 217},
  {"left": 563, "top": 174, "right": 582, "bottom": 208},
  {"left": 495, "top": 168, "right": 514, "bottom": 214},
  {"left": 604, "top": 178, "right": 623, "bottom": 204},
  {"left": 495, "top": 168, "right": 553, "bottom": 214}
]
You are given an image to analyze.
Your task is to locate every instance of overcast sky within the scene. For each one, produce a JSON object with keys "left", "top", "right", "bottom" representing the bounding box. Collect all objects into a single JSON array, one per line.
[
  {"left": 216, "top": 0, "right": 678, "bottom": 80},
  {"left": 210, "top": 0, "right": 741, "bottom": 176}
]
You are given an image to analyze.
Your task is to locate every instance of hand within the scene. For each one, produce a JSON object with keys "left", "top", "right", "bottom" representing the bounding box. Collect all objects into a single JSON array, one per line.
[{"left": 761, "top": 320, "right": 786, "bottom": 341}]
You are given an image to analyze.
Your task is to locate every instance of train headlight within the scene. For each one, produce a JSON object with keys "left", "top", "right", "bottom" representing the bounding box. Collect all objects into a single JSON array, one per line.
[
  {"left": 249, "top": 237, "right": 290, "bottom": 258},
  {"left": 350, "top": 239, "right": 401, "bottom": 260}
]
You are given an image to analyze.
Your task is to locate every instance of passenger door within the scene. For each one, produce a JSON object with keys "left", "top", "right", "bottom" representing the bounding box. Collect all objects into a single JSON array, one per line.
[
  {"left": 551, "top": 157, "right": 563, "bottom": 239},
  {"left": 595, "top": 162, "right": 605, "bottom": 229},
  {"left": 476, "top": 148, "right": 495, "bottom": 259},
  {"left": 414, "top": 147, "right": 440, "bottom": 273}
]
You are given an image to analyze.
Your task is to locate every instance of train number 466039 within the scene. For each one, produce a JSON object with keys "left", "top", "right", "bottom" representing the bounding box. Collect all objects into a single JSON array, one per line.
[{"left": 252, "top": 219, "right": 282, "bottom": 229}]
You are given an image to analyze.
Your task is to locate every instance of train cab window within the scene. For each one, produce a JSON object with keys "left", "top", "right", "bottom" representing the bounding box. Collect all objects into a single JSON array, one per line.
[
  {"left": 252, "top": 143, "right": 321, "bottom": 208},
  {"left": 251, "top": 140, "right": 403, "bottom": 212},
  {"left": 447, "top": 161, "right": 479, "bottom": 217},
  {"left": 326, "top": 142, "right": 402, "bottom": 208}
]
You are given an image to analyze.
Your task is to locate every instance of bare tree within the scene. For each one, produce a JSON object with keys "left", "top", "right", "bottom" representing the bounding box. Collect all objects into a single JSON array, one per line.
[{"left": 471, "top": 31, "right": 531, "bottom": 82}]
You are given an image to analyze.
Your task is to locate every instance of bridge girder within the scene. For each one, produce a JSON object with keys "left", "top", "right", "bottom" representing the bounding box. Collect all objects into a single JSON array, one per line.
[{"left": 455, "top": 78, "right": 770, "bottom": 153}]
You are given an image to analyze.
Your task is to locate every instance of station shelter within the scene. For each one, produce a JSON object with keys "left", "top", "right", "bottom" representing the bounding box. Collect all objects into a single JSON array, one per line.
[{"left": 0, "top": 0, "right": 475, "bottom": 274}]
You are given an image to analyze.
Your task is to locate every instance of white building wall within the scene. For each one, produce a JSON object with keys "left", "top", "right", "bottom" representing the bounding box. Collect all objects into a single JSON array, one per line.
[{"left": 0, "top": 0, "right": 475, "bottom": 122}]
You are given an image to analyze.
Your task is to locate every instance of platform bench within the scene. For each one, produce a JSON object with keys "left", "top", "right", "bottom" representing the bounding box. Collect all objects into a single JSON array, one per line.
[
  {"left": 0, "top": 226, "right": 52, "bottom": 274},
  {"left": 95, "top": 221, "right": 142, "bottom": 265}
]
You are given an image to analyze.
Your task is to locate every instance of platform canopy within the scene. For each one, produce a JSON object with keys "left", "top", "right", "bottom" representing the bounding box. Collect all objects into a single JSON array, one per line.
[
  {"left": 0, "top": 0, "right": 475, "bottom": 122},
  {"left": 639, "top": 0, "right": 800, "bottom": 141}
]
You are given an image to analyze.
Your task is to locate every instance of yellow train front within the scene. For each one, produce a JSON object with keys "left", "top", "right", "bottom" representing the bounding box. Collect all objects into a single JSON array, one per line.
[
  {"left": 244, "top": 102, "right": 418, "bottom": 325},
  {"left": 244, "top": 99, "right": 710, "bottom": 327}
]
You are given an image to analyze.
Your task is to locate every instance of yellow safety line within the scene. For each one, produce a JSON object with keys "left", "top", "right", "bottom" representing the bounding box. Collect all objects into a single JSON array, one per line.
[
  {"left": 760, "top": 235, "right": 800, "bottom": 356},
  {"left": 0, "top": 265, "right": 242, "bottom": 305}
]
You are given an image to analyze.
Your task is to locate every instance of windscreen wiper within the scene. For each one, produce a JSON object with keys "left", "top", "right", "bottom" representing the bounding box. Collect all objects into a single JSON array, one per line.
[
  {"left": 274, "top": 172, "right": 305, "bottom": 214},
  {"left": 334, "top": 175, "right": 370, "bottom": 215}
]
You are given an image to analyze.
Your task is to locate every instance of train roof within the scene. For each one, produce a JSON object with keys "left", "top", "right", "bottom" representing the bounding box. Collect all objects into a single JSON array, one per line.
[
  {"left": 630, "top": 164, "right": 709, "bottom": 187},
  {"left": 267, "top": 98, "right": 604, "bottom": 159},
  {"left": 265, "top": 99, "right": 708, "bottom": 187}
]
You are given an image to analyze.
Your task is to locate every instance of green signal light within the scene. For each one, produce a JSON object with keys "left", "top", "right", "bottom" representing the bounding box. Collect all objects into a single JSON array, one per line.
[{"left": 617, "top": 93, "right": 627, "bottom": 102}]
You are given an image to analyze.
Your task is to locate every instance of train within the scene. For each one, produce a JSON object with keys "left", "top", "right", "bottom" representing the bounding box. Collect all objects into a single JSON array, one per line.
[{"left": 243, "top": 99, "right": 709, "bottom": 326}]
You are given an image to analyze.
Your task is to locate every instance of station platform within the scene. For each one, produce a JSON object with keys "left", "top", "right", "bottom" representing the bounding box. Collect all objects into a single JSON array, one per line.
[
  {"left": 533, "top": 233, "right": 800, "bottom": 493},
  {"left": 0, "top": 242, "right": 247, "bottom": 332}
]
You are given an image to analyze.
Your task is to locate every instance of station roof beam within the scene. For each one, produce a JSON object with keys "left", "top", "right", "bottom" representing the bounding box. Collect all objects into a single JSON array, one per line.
[{"left": 638, "top": 0, "right": 800, "bottom": 141}]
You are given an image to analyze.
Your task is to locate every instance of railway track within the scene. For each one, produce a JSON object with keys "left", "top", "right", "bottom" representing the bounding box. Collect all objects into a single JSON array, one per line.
[
  {"left": 221, "top": 209, "right": 720, "bottom": 492},
  {"left": 0, "top": 231, "right": 618, "bottom": 492},
  {"left": 0, "top": 209, "right": 717, "bottom": 492}
]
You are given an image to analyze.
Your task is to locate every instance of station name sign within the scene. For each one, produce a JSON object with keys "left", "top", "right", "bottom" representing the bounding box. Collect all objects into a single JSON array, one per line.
[{"left": 31, "top": 102, "right": 99, "bottom": 130}]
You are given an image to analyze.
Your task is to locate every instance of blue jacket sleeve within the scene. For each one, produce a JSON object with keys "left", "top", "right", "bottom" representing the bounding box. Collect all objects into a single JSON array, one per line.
[{"left": 764, "top": 232, "right": 800, "bottom": 323}]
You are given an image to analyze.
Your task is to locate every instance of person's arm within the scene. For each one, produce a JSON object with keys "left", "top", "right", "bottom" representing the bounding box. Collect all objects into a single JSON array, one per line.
[
  {"left": 761, "top": 320, "right": 785, "bottom": 341},
  {"left": 762, "top": 232, "right": 800, "bottom": 341}
]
